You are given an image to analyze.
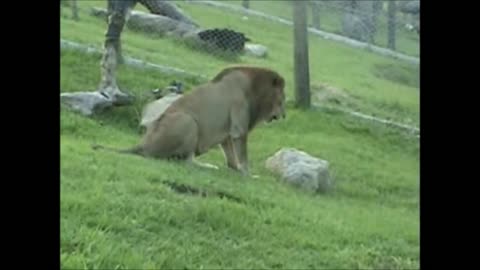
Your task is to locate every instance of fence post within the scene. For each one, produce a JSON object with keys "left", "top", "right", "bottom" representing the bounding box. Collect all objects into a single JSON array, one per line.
[
  {"left": 293, "top": 0, "right": 311, "bottom": 109},
  {"left": 71, "top": 0, "right": 79, "bottom": 20},
  {"left": 387, "top": 0, "right": 397, "bottom": 50}
]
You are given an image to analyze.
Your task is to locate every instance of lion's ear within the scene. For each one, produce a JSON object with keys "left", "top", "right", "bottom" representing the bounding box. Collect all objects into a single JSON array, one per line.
[
  {"left": 272, "top": 76, "right": 284, "bottom": 88},
  {"left": 272, "top": 77, "right": 280, "bottom": 87}
]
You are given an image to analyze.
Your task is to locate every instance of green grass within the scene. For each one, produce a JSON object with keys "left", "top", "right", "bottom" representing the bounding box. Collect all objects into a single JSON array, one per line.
[{"left": 61, "top": 1, "right": 419, "bottom": 269}]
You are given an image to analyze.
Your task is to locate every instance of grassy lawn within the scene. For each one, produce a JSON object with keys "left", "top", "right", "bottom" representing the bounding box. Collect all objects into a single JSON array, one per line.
[{"left": 61, "top": 1, "right": 419, "bottom": 269}]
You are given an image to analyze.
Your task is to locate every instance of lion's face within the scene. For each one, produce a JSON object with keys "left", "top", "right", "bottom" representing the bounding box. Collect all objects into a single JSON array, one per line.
[
  {"left": 267, "top": 97, "right": 286, "bottom": 122},
  {"left": 267, "top": 77, "right": 286, "bottom": 123}
]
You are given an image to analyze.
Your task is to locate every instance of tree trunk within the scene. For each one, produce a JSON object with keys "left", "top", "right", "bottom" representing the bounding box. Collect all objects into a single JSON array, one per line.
[
  {"left": 311, "top": 1, "right": 320, "bottom": 29},
  {"left": 60, "top": 44, "right": 135, "bottom": 116},
  {"left": 140, "top": 0, "right": 198, "bottom": 27},
  {"left": 387, "top": 0, "right": 397, "bottom": 50},
  {"left": 292, "top": 0, "right": 311, "bottom": 109},
  {"left": 242, "top": 0, "right": 249, "bottom": 9}
]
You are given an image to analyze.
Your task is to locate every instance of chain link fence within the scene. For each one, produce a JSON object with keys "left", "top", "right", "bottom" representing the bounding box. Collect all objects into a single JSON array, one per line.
[
  {"left": 61, "top": 0, "right": 419, "bottom": 131},
  {"left": 182, "top": 0, "right": 419, "bottom": 58},
  {"left": 61, "top": 0, "right": 419, "bottom": 67},
  {"left": 308, "top": 0, "right": 419, "bottom": 56}
]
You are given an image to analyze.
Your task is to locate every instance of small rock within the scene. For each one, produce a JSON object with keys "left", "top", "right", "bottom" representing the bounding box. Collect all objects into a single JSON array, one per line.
[
  {"left": 244, "top": 43, "right": 268, "bottom": 58},
  {"left": 265, "top": 148, "right": 333, "bottom": 193}
]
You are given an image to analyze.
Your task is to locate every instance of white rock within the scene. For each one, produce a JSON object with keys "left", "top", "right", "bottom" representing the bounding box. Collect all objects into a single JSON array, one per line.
[
  {"left": 244, "top": 43, "right": 268, "bottom": 58},
  {"left": 140, "top": 93, "right": 182, "bottom": 129},
  {"left": 265, "top": 148, "right": 333, "bottom": 193},
  {"left": 60, "top": 91, "right": 112, "bottom": 116}
]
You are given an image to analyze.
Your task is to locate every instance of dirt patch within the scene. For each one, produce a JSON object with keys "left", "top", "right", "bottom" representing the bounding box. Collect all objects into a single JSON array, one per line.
[
  {"left": 161, "top": 180, "right": 244, "bottom": 203},
  {"left": 311, "top": 83, "right": 351, "bottom": 106}
]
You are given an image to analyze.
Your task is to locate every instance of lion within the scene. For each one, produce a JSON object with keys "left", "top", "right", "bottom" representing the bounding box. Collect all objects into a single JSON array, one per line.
[{"left": 92, "top": 65, "right": 286, "bottom": 177}]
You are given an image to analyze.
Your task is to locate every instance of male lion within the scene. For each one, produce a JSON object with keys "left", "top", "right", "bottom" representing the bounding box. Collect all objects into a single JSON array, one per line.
[{"left": 92, "top": 65, "right": 286, "bottom": 177}]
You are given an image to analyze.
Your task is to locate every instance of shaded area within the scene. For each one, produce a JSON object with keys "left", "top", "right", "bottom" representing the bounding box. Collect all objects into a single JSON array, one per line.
[{"left": 161, "top": 180, "right": 244, "bottom": 204}]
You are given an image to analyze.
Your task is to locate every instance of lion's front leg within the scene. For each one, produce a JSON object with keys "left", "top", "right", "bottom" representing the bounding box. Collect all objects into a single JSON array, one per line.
[
  {"left": 231, "top": 135, "right": 249, "bottom": 175},
  {"left": 221, "top": 138, "right": 261, "bottom": 178},
  {"left": 227, "top": 102, "right": 258, "bottom": 178},
  {"left": 221, "top": 138, "right": 239, "bottom": 170},
  {"left": 230, "top": 136, "right": 260, "bottom": 178},
  {"left": 220, "top": 136, "right": 248, "bottom": 175},
  {"left": 231, "top": 136, "right": 260, "bottom": 179}
]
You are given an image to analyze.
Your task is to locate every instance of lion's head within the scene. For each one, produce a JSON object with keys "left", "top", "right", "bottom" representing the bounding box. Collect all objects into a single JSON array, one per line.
[
  {"left": 266, "top": 75, "right": 286, "bottom": 123},
  {"left": 212, "top": 66, "right": 287, "bottom": 128}
]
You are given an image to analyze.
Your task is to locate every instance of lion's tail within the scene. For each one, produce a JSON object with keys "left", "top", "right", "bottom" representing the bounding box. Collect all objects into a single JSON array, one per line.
[{"left": 91, "top": 143, "right": 144, "bottom": 156}]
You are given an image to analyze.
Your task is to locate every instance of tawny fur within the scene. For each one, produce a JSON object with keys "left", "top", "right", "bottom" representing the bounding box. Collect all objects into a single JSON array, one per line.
[{"left": 92, "top": 65, "right": 286, "bottom": 176}]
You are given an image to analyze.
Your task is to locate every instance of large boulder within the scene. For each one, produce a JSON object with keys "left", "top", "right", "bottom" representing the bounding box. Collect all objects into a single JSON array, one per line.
[
  {"left": 60, "top": 88, "right": 133, "bottom": 116},
  {"left": 265, "top": 148, "right": 333, "bottom": 193},
  {"left": 140, "top": 92, "right": 182, "bottom": 130},
  {"left": 140, "top": 81, "right": 184, "bottom": 129}
]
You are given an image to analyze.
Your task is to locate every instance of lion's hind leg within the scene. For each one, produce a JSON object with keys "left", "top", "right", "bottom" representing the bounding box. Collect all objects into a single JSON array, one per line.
[
  {"left": 143, "top": 112, "right": 198, "bottom": 158},
  {"left": 146, "top": 112, "right": 218, "bottom": 170}
]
